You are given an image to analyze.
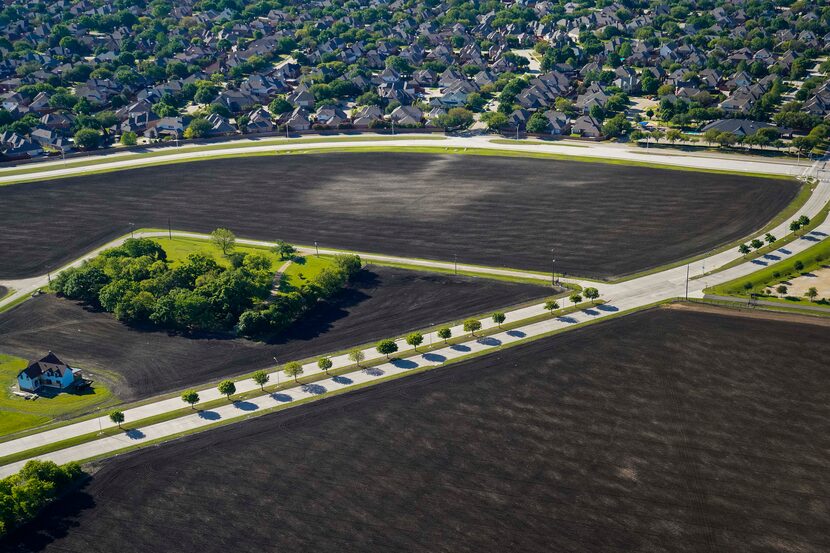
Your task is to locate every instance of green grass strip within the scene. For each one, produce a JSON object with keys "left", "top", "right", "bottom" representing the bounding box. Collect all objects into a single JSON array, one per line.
[
  {"left": 0, "top": 136, "right": 445, "bottom": 182},
  {"left": 0, "top": 143, "right": 792, "bottom": 187},
  {"left": 705, "top": 237, "right": 830, "bottom": 298}
]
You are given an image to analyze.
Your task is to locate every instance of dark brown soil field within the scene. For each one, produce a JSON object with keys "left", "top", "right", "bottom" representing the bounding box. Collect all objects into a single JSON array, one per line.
[
  {"left": 0, "top": 265, "right": 547, "bottom": 401},
  {"left": 0, "top": 152, "right": 797, "bottom": 279},
  {"left": 4, "top": 307, "right": 829, "bottom": 553}
]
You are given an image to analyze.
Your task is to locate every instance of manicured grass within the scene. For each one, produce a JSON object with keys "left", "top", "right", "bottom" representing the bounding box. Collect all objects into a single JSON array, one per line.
[
  {"left": 277, "top": 146, "right": 794, "bottom": 180},
  {"left": 489, "top": 138, "right": 589, "bottom": 148},
  {"left": 279, "top": 254, "right": 337, "bottom": 292},
  {"left": 153, "top": 236, "right": 281, "bottom": 268},
  {"left": 0, "top": 135, "right": 446, "bottom": 182},
  {"left": 703, "top": 198, "right": 828, "bottom": 276},
  {"left": 618, "top": 179, "right": 814, "bottom": 283},
  {"left": 0, "top": 411, "right": 50, "bottom": 436},
  {"left": 0, "top": 354, "right": 116, "bottom": 437},
  {"left": 0, "top": 294, "right": 607, "bottom": 466},
  {"left": 706, "top": 238, "right": 830, "bottom": 299},
  {"left": 0, "top": 142, "right": 791, "bottom": 188},
  {"left": 152, "top": 236, "right": 337, "bottom": 294}
]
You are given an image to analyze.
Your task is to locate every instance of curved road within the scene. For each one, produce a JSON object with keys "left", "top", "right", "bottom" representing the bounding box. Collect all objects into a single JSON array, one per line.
[
  {"left": 0, "top": 152, "right": 826, "bottom": 476},
  {"left": 0, "top": 134, "right": 806, "bottom": 186}
]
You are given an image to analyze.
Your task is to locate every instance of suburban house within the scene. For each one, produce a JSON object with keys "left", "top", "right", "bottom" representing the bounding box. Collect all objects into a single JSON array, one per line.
[{"left": 17, "top": 352, "right": 88, "bottom": 393}]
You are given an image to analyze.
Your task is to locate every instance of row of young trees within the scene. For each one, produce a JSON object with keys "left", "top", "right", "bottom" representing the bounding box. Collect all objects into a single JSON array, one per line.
[{"left": 0, "top": 460, "right": 83, "bottom": 538}]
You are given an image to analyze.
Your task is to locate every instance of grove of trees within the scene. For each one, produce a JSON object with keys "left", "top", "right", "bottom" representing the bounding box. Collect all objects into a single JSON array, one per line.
[
  {"left": 52, "top": 238, "right": 362, "bottom": 341},
  {"left": 0, "top": 460, "right": 84, "bottom": 538}
]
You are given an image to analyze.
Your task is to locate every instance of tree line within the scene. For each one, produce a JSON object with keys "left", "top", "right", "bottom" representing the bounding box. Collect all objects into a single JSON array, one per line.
[{"left": 0, "top": 460, "right": 83, "bottom": 538}]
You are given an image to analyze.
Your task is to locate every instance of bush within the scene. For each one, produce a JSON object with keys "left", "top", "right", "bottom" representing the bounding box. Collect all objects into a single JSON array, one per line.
[
  {"left": 120, "top": 131, "right": 137, "bottom": 145},
  {"left": 73, "top": 127, "right": 101, "bottom": 150},
  {"left": 184, "top": 117, "right": 212, "bottom": 139},
  {"left": 0, "top": 460, "right": 83, "bottom": 538}
]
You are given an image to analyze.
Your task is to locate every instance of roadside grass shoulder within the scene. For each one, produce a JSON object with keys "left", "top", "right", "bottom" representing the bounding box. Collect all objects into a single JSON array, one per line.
[
  {"left": 0, "top": 141, "right": 792, "bottom": 188},
  {"left": 701, "top": 199, "right": 829, "bottom": 277},
  {"left": 0, "top": 135, "right": 446, "bottom": 182},
  {"left": 278, "top": 146, "right": 795, "bottom": 180},
  {"left": 613, "top": 179, "right": 814, "bottom": 283},
  {"left": 705, "top": 238, "right": 830, "bottom": 300},
  {"left": 0, "top": 297, "right": 606, "bottom": 467},
  {"left": 0, "top": 354, "right": 117, "bottom": 436},
  {"left": 0, "top": 291, "right": 35, "bottom": 314},
  {"left": 489, "top": 138, "right": 589, "bottom": 148},
  {"left": 690, "top": 297, "right": 830, "bottom": 319}
]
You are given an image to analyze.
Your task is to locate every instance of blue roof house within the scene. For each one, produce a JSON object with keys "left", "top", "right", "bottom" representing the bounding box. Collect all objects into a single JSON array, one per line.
[{"left": 17, "top": 352, "right": 85, "bottom": 393}]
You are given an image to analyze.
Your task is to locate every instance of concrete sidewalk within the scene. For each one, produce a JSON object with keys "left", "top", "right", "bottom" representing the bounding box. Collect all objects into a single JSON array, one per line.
[{"left": 0, "top": 157, "right": 827, "bottom": 475}]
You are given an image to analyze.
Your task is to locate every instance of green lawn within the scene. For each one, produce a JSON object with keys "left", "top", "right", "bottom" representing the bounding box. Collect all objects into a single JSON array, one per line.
[
  {"left": 706, "top": 238, "right": 830, "bottom": 303},
  {"left": 280, "top": 255, "right": 337, "bottom": 292},
  {"left": 151, "top": 236, "right": 337, "bottom": 295},
  {"left": 0, "top": 354, "right": 116, "bottom": 437},
  {"left": 153, "top": 236, "right": 282, "bottom": 268},
  {"left": 0, "top": 135, "right": 446, "bottom": 182}
]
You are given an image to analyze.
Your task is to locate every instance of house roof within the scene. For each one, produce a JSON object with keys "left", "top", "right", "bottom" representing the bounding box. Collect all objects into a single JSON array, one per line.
[
  {"left": 20, "top": 352, "right": 70, "bottom": 379},
  {"left": 700, "top": 118, "right": 776, "bottom": 136}
]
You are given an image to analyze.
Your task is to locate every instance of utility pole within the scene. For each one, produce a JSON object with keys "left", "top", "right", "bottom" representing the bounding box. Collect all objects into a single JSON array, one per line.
[
  {"left": 314, "top": 241, "right": 319, "bottom": 256},
  {"left": 684, "top": 264, "right": 690, "bottom": 300},
  {"left": 454, "top": 254, "right": 458, "bottom": 275},
  {"left": 168, "top": 217, "right": 172, "bottom": 240},
  {"left": 551, "top": 249, "right": 556, "bottom": 287}
]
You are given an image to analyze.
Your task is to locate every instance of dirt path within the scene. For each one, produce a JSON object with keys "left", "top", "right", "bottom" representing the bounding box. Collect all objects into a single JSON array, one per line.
[
  {"left": 780, "top": 265, "right": 830, "bottom": 300},
  {"left": 667, "top": 301, "right": 830, "bottom": 328}
]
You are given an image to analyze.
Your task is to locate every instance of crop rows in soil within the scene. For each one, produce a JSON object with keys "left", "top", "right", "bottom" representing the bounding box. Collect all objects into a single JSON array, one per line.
[
  {"left": 2, "top": 308, "right": 829, "bottom": 552},
  {"left": 0, "top": 153, "right": 797, "bottom": 279},
  {"left": 0, "top": 266, "right": 548, "bottom": 401}
]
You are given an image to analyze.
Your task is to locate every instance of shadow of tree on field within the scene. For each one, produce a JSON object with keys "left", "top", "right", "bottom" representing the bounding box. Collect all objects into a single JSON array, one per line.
[{"left": 0, "top": 478, "right": 96, "bottom": 552}]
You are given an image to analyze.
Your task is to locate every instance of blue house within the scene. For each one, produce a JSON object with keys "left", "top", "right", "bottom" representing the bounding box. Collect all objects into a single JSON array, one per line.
[{"left": 17, "top": 352, "right": 85, "bottom": 393}]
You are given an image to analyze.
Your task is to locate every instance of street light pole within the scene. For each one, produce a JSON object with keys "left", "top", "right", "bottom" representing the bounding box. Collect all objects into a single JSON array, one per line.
[
  {"left": 685, "top": 264, "right": 690, "bottom": 300},
  {"left": 551, "top": 249, "right": 556, "bottom": 287},
  {"left": 454, "top": 254, "right": 458, "bottom": 275}
]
